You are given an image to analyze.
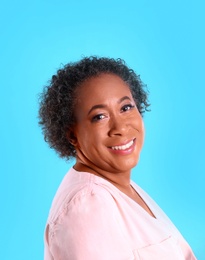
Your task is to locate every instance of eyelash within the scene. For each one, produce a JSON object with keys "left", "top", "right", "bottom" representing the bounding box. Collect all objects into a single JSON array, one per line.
[
  {"left": 91, "top": 114, "right": 106, "bottom": 122},
  {"left": 121, "top": 104, "right": 135, "bottom": 112},
  {"left": 91, "top": 104, "right": 135, "bottom": 122}
]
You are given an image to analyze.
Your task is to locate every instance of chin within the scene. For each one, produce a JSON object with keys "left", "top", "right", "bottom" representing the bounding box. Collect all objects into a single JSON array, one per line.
[
  {"left": 128, "top": 156, "right": 140, "bottom": 169},
  {"left": 117, "top": 158, "right": 140, "bottom": 172}
]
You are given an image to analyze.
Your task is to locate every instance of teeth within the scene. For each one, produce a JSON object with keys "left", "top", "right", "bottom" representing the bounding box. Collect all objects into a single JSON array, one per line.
[{"left": 111, "top": 140, "right": 134, "bottom": 150}]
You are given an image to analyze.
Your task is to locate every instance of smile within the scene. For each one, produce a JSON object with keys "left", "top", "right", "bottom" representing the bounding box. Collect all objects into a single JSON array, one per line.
[{"left": 111, "top": 139, "right": 135, "bottom": 151}]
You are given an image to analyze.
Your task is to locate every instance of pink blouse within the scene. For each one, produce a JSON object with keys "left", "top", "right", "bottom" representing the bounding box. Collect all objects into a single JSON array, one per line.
[{"left": 44, "top": 168, "right": 196, "bottom": 260}]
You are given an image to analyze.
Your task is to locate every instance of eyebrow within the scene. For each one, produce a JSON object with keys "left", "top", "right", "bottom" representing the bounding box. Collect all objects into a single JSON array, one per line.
[
  {"left": 87, "top": 96, "right": 132, "bottom": 115},
  {"left": 118, "top": 96, "right": 132, "bottom": 104}
]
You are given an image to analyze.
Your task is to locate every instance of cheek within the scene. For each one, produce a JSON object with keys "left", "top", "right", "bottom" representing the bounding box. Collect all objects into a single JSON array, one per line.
[
  {"left": 77, "top": 127, "right": 101, "bottom": 148},
  {"left": 134, "top": 117, "right": 144, "bottom": 145},
  {"left": 132, "top": 113, "right": 144, "bottom": 130},
  {"left": 141, "top": 121, "right": 145, "bottom": 136}
]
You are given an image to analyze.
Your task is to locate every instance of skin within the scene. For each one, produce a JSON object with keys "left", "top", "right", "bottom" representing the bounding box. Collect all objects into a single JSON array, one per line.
[{"left": 69, "top": 73, "right": 155, "bottom": 217}]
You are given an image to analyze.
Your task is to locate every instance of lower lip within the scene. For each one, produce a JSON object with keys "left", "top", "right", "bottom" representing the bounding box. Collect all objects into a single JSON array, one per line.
[{"left": 108, "top": 139, "right": 136, "bottom": 155}]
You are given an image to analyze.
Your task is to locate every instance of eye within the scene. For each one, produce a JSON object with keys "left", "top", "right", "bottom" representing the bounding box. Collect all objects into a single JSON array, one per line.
[
  {"left": 91, "top": 114, "right": 106, "bottom": 122},
  {"left": 121, "top": 104, "right": 135, "bottom": 112}
]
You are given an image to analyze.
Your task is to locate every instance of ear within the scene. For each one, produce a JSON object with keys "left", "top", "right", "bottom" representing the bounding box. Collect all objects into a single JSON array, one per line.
[{"left": 66, "top": 129, "right": 78, "bottom": 147}]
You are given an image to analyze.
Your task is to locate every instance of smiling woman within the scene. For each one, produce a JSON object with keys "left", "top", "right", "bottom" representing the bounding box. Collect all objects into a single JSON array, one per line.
[
  {"left": 72, "top": 74, "right": 144, "bottom": 178},
  {"left": 38, "top": 57, "right": 196, "bottom": 260}
]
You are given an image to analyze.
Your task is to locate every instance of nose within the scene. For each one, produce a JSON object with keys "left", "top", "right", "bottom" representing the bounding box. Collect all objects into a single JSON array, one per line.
[{"left": 108, "top": 116, "right": 127, "bottom": 137}]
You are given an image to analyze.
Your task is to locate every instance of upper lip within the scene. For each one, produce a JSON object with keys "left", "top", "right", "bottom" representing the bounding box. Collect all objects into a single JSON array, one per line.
[{"left": 108, "top": 138, "right": 136, "bottom": 148}]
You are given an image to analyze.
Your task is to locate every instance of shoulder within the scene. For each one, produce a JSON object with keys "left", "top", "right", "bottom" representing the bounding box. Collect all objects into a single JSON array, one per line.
[
  {"left": 44, "top": 174, "right": 134, "bottom": 260},
  {"left": 45, "top": 175, "right": 120, "bottom": 251},
  {"left": 47, "top": 169, "right": 116, "bottom": 226}
]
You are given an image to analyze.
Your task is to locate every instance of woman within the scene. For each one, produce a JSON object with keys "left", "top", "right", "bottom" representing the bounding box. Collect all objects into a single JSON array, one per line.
[{"left": 39, "top": 57, "right": 196, "bottom": 259}]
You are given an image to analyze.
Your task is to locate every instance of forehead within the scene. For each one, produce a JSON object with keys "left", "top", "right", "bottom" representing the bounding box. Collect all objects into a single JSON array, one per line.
[{"left": 75, "top": 73, "right": 133, "bottom": 102}]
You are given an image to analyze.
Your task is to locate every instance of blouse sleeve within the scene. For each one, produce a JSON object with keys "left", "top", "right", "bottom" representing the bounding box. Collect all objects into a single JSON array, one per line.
[{"left": 45, "top": 189, "right": 134, "bottom": 260}]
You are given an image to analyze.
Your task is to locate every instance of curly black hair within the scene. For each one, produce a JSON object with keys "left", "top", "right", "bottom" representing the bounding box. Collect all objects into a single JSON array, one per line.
[{"left": 38, "top": 56, "right": 150, "bottom": 160}]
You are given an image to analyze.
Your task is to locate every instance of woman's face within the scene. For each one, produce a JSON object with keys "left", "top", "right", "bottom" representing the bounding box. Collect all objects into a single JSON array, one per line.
[{"left": 72, "top": 73, "right": 144, "bottom": 175}]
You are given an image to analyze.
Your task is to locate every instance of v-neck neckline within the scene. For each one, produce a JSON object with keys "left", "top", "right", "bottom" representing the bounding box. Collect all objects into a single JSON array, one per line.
[
  {"left": 130, "top": 183, "right": 157, "bottom": 219},
  {"left": 72, "top": 168, "right": 157, "bottom": 220}
]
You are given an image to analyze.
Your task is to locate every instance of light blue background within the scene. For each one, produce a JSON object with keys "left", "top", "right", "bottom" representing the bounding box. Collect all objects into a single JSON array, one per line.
[{"left": 1, "top": 0, "right": 204, "bottom": 259}]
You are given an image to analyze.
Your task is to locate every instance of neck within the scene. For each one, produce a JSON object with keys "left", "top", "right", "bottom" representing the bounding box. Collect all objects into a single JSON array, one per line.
[{"left": 74, "top": 159, "right": 132, "bottom": 190}]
